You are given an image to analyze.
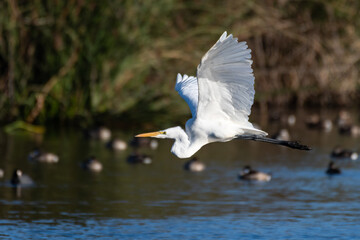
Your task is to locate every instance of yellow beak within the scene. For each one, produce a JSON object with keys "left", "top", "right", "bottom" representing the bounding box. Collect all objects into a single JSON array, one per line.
[{"left": 135, "top": 131, "right": 162, "bottom": 137}]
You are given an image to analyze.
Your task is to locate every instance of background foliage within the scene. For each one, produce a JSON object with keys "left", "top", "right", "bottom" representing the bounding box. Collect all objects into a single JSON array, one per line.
[{"left": 1, "top": 0, "right": 360, "bottom": 126}]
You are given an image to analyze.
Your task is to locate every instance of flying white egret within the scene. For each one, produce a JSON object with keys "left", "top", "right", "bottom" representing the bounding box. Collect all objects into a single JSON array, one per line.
[{"left": 136, "top": 32, "right": 310, "bottom": 158}]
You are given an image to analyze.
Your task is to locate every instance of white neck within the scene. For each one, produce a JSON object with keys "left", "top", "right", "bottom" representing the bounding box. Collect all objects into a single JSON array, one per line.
[{"left": 169, "top": 127, "right": 204, "bottom": 158}]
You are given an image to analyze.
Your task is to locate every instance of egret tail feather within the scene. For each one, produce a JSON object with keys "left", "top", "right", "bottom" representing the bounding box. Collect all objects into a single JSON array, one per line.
[{"left": 237, "top": 135, "right": 311, "bottom": 151}]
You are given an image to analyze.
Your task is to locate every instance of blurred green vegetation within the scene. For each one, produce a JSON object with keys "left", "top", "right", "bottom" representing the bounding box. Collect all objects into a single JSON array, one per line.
[{"left": 1, "top": 0, "right": 360, "bottom": 127}]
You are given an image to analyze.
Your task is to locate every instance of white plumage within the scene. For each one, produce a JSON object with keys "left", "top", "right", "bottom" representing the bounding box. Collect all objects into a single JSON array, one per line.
[
  {"left": 175, "top": 74, "right": 198, "bottom": 118},
  {"left": 197, "top": 32, "right": 254, "bottom": 122},
  {"left": 136, "top": 31, "right": 309, "bottom": 158}
]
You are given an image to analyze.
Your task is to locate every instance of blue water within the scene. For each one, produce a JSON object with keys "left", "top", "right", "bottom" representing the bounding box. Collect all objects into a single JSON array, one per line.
[
  {"left": 1, "top": 110, "right": 360, "bottom": 239},
  {"left": 1, "top": 214, "right": 359, "bottom": 239}
]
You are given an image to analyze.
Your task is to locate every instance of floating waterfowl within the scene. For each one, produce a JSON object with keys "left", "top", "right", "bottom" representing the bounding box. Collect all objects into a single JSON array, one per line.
[
  {"left": 238, "top": 166, "right": 271, "bottom": 182},
  {"left": 287, "top": 114, "right": 296, "bottom": 126},
  {"left": 268, "top": 112, "right": 296, "bottom": 126},
  {"left": 130, "top": 137, "right": 158, "bottom": 150},
  {"left": 28, "top": 149, "right": 59, "bottom": 163},
  {"left": 272, "top": 129, "right": 291, "bottom": 141},
  {"left": 331, "top": 146, "right": 358, "bottom": 160},
  {"left": 305, "top": 114, "right": 332, "bottom": 132},
  {"left": 11, "top": 169, "right": 34, "bottom": 186},
  {"left": 326, "top": 161, "right": 341, "bottom": 175},
  {"left": 82, "top": 157, "right": 103, "bottom": 172},
  {"left": 336, "top": 110, "right": 352, "bottom": 128},
  {"left": 127, "top": 153, "right": 152, "bottom": 165},
  {"left": 183, "top": 157, "right": 206, "bottom": 172},
  {"left": 338, "top": 124, "right": 360, "bottom": 137},
  {"left": 85, "top": 126, "right": 112, "bottom": 141},
  {"left": 106, "top": 138, "right": 128, "bottom": 151}
]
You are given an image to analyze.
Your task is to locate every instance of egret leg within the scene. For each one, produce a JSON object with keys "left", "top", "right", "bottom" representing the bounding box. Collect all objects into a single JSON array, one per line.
[{"left": 237, "top": 135, "right": 311, "bottom": 151}]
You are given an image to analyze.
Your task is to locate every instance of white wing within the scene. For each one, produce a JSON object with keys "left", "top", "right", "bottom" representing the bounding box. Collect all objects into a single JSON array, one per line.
[
  {"left": 175, "top": 73, "right": 198, "bottom": 118},
  {"left": 196, "top": 31, "right": 255, "bottom": 124}
]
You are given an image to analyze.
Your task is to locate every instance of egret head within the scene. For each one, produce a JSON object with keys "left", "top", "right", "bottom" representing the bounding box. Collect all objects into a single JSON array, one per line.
[
  {"left": 136, "top": 126, "right": 184, "bottom": 139},
  {"left": 136, "top": 127, "right": 198, "bottom": 159}
]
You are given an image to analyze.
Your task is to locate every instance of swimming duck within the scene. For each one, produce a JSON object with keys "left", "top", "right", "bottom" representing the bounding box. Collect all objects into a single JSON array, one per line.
[
  {"left": 272, "top": 129, "right": 291, "bottom": 141},
  {"left": 238, "top": 166, "right": 271, "bottom": 182},
  {"left": 28, "top": 149, "right": 59, "bottom": 163},
  {"left": 338, "top": 124, "right": 360, "bottom": 137},
  {"left": 287, "top": 114, "right": 296, "bottom": 126},
  {"left": 183, "top": 157, "right": 206, "bottom": 172},
  {"left": 11, "top": 169, "right": 34, "bottom": 186},
  {"left": 130, "top": 137, "right": 158, "bottom": 150},
  {"left": 268, "top": 112, "right": 296, "bottom": 126},
  {"left": 82, "top": 157, "right": 103, "bottom": 172},
  {"left": 326, "top": 161, "right": 341, "bottom": 175},
  {"left": 305, "top": 114, "right": 332, "bottom": 132},
  {"left": 106, "top": 138, "right": 128, "bottom": 151},
  {"left": 331, "top": 146, "right": 358, "bottom": 160},
  {"left": 336, "top": 110, "right": 352, "bottom": 128},
  {"left": 84, "top": 126, "right": 112, "bottom": 141},
  {"left": 127, "top": 153, "right": 152, "bottom": 164}
]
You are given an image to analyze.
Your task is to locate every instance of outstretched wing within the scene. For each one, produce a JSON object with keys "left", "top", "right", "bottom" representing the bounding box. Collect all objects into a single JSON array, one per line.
[
  {"left": 175, "top": 73, "right": 198, "bottom": 118},
  {"left": 196, "top": 31, "right": 255, "bottom": 124}
]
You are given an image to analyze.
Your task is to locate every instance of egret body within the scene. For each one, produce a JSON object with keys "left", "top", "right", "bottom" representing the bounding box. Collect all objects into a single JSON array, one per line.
[{"left": 136, "top": 32, "right": 310, "bottom": 158}]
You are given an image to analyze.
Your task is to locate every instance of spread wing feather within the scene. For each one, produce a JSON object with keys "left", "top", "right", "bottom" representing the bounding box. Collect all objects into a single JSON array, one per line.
[
  {"left": 175, "top": 73, "right": 198, "bottom": 118},
  {"left": 196, "top": 31, "right": 255, "bottom": 124}
]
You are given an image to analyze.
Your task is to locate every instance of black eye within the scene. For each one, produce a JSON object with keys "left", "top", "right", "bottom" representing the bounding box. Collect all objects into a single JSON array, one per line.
[{"left": 162, "top": 131, "right": 166, "bottom": 134}]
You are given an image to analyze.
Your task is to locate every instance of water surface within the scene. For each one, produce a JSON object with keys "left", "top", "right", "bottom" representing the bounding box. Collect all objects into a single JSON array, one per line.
[{"left": 0, "top": 109, "right": 360, "bottom": 239}]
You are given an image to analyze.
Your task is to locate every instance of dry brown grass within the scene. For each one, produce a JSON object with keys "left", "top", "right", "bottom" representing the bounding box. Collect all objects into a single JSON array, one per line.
[{"left": 1, "top": 0, "right": 360, "bottom": 125}]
